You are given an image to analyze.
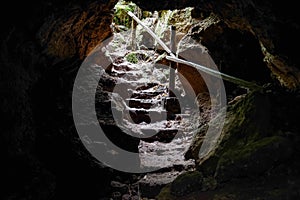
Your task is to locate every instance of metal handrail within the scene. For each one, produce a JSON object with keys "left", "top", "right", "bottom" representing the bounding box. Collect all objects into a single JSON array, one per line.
[{"left": 127, "top": 11, "right": 262, "bottom": 90}]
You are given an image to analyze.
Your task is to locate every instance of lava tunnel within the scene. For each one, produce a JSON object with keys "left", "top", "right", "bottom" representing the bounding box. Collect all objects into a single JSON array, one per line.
[{"left": 1, "top": 0, "right": 300, "bottom": 199}]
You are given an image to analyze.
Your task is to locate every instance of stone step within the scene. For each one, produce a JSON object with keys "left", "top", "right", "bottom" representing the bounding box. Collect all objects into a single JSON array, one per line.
[
  {"left": 138, "top": 140, "right": 196, "bottom": 174},
  {"left": 131, "top": 91, "right": 166, "bottom": 99},
  {"left": 127, "top": 108, "right": 168, "bottom": 124},
  {"left": 135, "top": 82, "right": 160, "bottom": 90},
  {"left": 112, "top": 64, "right": 133, "bottom": 71},
  {"left": 136, "top": 85, "right": 167, "bottom": 93},
  {"left": 140, "top": 128, "right": 179, "bottom": 143},
  {"left": 111, "top": 82, "right": 149, "bottom": 99},
  {"left": 109, "top": 69, "right": 144, "bottom": 79},
  {"left": 126, "top": 98, "right": 160, "bottom": 109}
]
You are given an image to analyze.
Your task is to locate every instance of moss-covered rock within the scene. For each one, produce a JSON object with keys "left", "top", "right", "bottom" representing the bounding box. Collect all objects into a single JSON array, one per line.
[
  {"left": 195, "top": 90, "right": 272, "bottom": 173},
  {"left": 216, "top": 135, "right": 293, "bottom": 181},
  {"left": 113, "top": 0, "right": 138, "bottom": 28},
  {"left": 156, "top": 185, "right": 175, "bottom": 200},
  {"left": 125, "top": 52, "right": 139, "bottom": 63},
  {"left": 156, "top": 171, "right": 204, "bottom": 200},
  {"left": 188, "top": 89, "right": 295, "bottom": 182},
  {"left": 167, "top": 87, "right": 300, "bottom": 199},
  {"left": 170, "top": 171, "right": 203, "bottom": 196}
]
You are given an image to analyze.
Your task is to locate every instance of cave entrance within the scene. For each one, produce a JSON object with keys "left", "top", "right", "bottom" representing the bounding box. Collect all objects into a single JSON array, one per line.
[
  {"left": 91, "top": 1, "right": 223, "bottom": 198},
  {"left": 88, "top": 1, "right": 263, "bottom": 198},
  {"left": 104, "top": 1, "right": 201, "bottom": 148}
]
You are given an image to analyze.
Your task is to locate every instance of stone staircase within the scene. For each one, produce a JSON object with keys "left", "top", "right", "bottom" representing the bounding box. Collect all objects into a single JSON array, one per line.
[
  {"left": 106, "top": 51, "right": 190, "bottom": 143},
  {"left": 104, "top": 50, "right": 196, "bottom": 199}
]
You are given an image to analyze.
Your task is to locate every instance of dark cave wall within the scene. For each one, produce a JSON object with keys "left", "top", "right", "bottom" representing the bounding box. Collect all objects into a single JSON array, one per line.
[
  {"left": 37, "top": 0, "right": 117, "bottom": 60},
  {"left": 195, "top": 21, "right": 273, "bottom": 97},
  {"left": 0, "top": 0, "right": 299, "bottom": 199},
  {"left": 1, "top": 1, "right": 118, "bottom": 199}
]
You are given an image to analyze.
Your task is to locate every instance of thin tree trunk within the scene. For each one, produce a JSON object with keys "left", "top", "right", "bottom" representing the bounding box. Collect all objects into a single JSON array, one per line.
[
  {"left": 131, "top": 9, "right": 138, "bottom": 51},
  {"left": 168, "top": 26, "right": 176, "bottom": 96}
]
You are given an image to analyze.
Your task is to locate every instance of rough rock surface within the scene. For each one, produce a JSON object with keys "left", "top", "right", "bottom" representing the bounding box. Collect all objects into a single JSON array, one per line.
[
  {"left": 133, "top": 0, "right": 300, "bottom": 90},
  {"left": 157, "top": 88, "right": 300, "bottom": 199},
  {"left": 1, "top": 1, "right": 118, "bottom": 199}
]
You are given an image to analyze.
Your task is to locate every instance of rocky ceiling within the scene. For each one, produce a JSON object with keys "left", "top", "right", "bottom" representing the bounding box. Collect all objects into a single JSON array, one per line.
[
  {"left": 131, "top": 0, "right": 300, "bottom": 89},
  {"left": 2, "top": 0, "right": 298, "bottom": 89}
]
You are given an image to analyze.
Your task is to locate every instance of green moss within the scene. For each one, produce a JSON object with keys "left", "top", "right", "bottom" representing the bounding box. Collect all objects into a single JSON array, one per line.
[
  {"left": 221, "top": 91, "right": 271, "bottom": 148},
  {"left": 197, "top": 155, "right": 219, "bottom": 176},
  {"left": 113, "top": 0, "right": 138, "bottom": 28},
  {"left": 168, "top": 7, "right": 195, "bottom": 32},
  {"left": 214, "top": 136, "right": 290, "bottom": 181},
  {"left": 219, "top": 136, "right": 282, "bottom": 165},
  {"left": 125, "top": 52, "right": 139, "bottom": 63},
  {"left": 170, "top": 171, "right": 203, "bottom": 196},
  {"left": 202, "top": 176, "right": 218, "bottom": 191},
  {"left": 267, "top": 189, "right": 284, "bottom": 197},
  {"left": 213, "top": 194, "right": 237, "bottom": 200},
  {"left": 156, "top": 184, "right": 175, "bottom": 200},
  {"left": 142, "top": 11, "right": 152, "bottom": 18},
  {"left": 199, "top": 91, "right": 276, "bottom": 180}
]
